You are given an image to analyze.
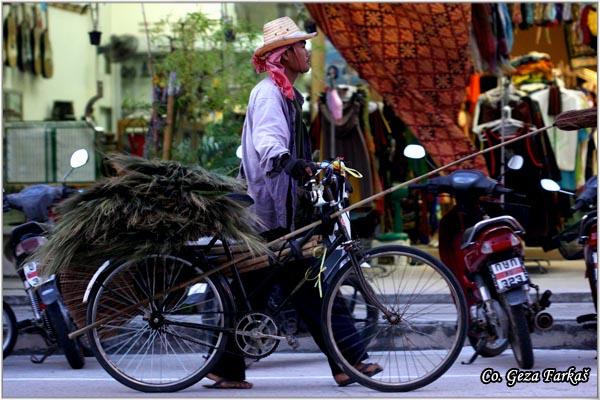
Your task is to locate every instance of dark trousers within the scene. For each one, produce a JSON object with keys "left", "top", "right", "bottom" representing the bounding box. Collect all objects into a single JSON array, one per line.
[{"left": 209, "top": 258, "right": 367, "bottom": 381}]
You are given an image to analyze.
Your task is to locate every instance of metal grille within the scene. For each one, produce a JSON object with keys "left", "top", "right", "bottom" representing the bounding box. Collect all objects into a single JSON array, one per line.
[
  {"left": 4, "top": 127, "right": 49, "bottom": 183},
  {"left": 4, "top": 121, "right": 97, "bottom": 183}
]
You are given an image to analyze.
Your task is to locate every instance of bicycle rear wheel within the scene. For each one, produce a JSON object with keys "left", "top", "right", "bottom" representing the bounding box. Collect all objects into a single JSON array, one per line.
[
  {"left": 87, "top": 255, "right": 231, "bottom": 392},
  {"left": 322, "top": 245, "right": 467, "bottom": 392}
]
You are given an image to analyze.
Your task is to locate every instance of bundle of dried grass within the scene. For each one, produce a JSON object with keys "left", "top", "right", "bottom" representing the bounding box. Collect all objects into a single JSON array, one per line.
[{"left": 36, "top": 153, "right": 268, "bottom": 278}]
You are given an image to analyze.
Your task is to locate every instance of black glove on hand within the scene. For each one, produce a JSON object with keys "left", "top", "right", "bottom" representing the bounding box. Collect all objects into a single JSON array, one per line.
[{"left": 282, "top": 155, "right": 315, "bottom": 181}]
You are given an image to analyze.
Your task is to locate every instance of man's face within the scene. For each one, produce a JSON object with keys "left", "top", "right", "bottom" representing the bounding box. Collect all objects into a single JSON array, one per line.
[{"left": 282, "top": 41, "right": 311, "bottom": 74}]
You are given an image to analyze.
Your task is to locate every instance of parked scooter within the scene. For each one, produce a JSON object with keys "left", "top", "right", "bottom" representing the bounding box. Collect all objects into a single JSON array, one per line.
[
  {"left": 542, "top": 176, "right": 597, "bottom": 326},
  {"left": 2, "top": 149, "right": 89, "bottom": 368},
  {"left": 405, "top": 145, "right": 552, "bottom": 369}
]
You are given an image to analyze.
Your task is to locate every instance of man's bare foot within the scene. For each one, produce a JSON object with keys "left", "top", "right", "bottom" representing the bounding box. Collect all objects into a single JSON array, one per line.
[
  {"left": 334, "top": 363, "right": 384, "bottom": 386},
  {"left": 203, "top": 373, "right": 253, "bottom": 389},
  {"left": 334, "top": 372, "right": 352, "bottom": 386}
]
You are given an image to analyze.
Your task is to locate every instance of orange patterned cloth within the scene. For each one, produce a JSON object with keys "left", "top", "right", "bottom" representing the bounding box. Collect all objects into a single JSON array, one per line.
[{"left": 306, "top": 3, "right": 487, "bottom": 171}]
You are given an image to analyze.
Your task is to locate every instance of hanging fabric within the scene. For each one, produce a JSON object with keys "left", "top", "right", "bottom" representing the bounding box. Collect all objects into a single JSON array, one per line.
[
  {"left": 318, "top": 91, "right": 374, "bottom": 205},
  {"left": 472, "top": 84, "right": 570, "bottom": 247},
  {"left": 306, "top": 3, "right": 486, "bottom": 171},
  {"left": 528, "top": 87, "right": 589, "bottom": 175}
]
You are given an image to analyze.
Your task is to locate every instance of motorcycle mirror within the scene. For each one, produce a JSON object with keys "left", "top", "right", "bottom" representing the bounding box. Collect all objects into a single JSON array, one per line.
[
  {"left": 507, "top": 155, "right": 524, "bottom": 171},
  {"left": 70, "top": 149, "right": 89, "bottom": 169},
  {"left": 403, "top": 144, "right": 426, "bottom": 160},
  {"left": 540, "top": 179, "right": 560, "bottom": 192},
  {"left": 63, "top": 149, "right": 89, "bottom": 183},
  {"left": 235, "top": 145, "right": 242, "bottom": 159},
  {"left": 540, "top": 178, "right": 574, "bottom": 195}
]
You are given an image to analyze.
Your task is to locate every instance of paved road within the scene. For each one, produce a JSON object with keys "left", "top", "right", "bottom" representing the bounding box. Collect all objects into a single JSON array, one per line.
[{"left": 2, "top": 349, "right": 597, "bottom": 397}]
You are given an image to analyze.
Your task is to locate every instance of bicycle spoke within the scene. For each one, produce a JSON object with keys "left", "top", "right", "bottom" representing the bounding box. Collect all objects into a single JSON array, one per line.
[{"left": 325, "top": 247, "right": 466, "bottom": 391}]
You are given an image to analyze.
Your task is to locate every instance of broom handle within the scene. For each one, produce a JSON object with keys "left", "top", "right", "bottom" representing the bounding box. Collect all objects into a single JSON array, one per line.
[{"left": 265, "top": 123, "right": 555, "bottom": 248}]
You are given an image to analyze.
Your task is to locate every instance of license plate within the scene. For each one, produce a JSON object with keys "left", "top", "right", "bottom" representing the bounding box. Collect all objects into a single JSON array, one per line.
[
  {"left": 23, "top": 261, "right": 41, "bottom": 288},
  {"left": 489, "top": 257, "right": 528, "bottom": 293}
]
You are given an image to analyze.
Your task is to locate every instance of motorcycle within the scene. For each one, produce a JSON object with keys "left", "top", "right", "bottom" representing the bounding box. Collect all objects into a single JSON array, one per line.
[
  {"left": 542, "top": 175, "right": 597, "bottom": 327},
  {"left": 2, "top": 149, "right": 89, "bottom": 368},
  {"left": 405, "top": 146, "right": 552, "bottom": 369}
]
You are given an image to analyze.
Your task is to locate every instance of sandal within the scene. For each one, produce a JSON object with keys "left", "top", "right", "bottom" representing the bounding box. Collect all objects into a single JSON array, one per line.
[
  {"left": 336, "top": 363, "right": 384, "bottom": 387},
  {"left": 203, "top": 379, "right": 253, "bottom": 389}
]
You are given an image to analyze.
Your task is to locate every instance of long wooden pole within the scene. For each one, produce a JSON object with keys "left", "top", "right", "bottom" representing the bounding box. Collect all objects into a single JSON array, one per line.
[
  {"left": 264, "top": 123, "right": 557, "bottom": 249},
  {"left": 69, "top": 123, "right": 557, "bottom": 340}
]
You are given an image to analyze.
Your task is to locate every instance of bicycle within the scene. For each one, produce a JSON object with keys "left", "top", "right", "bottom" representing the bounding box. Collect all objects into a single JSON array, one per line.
[{"left": 82, "top": 158, "right": 467, "bottom": 393}]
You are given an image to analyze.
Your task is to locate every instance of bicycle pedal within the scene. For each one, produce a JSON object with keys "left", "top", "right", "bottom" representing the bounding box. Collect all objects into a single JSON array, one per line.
[{"left": 286, "top": 335, "right": 300, "bottom": 350}]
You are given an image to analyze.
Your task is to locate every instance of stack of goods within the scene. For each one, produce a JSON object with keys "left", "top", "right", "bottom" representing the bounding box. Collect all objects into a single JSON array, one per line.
[{"left": 511, "top": 52, "right": 555, "bottom": 86}]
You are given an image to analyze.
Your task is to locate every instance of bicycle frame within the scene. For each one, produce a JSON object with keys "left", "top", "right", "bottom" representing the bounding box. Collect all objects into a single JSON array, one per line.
[{"left": 198, "top": 208, "right": 393, "bottom": 335}]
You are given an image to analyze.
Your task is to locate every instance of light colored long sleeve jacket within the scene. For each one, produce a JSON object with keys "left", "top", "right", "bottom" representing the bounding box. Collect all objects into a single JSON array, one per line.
[{"left": 240, "top": 77, "right": 304, "bottom": 232}]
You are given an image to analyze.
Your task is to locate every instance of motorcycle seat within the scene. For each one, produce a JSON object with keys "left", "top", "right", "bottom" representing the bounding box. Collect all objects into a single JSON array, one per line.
[
  {"left": 6, "top": 221, "right": 52, "bottom": 260},
  {"left": 9, "top": 221, "right": 51, "bottom": 244},
  {"left": 461, "top": 216, "right": 525, "bottom": 250}
]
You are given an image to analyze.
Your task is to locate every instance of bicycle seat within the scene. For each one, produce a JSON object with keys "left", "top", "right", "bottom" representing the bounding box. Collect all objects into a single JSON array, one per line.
[{"left": 225, "top": 193, "right": 254, "bottom": 208}]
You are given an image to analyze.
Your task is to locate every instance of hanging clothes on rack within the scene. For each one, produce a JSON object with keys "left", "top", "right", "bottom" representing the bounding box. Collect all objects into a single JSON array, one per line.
[
  {"left": 522, "top": 84, "right": 592, "bottom": 191},
  {"left": 511, "top": 50, "right": 593, "bottom": 191},
  {"left": 318, "top": 89, "right": 374, "bottom": 205},
  {"left": 471, "top": 3, "right": 513, "bottom": 74},
  {"left": 473, "top": 86, "right": 569, "bottom": 247},
  {"left": 361, "top": 100, "right": 385, "bottom": 218}
]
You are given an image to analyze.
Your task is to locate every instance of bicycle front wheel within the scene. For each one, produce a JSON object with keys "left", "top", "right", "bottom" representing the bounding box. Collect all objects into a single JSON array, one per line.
[
  {"left": 322, "top": 245, "right": 467, "bottom": 392},
  {"left": 87, "top": 255, "right": 231, "bottom": 392}
]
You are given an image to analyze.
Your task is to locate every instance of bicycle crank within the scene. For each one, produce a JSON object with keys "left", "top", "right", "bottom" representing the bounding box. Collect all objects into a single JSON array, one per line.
[{"left": 234, "top": 312, "right": 283, "bottom": 359}]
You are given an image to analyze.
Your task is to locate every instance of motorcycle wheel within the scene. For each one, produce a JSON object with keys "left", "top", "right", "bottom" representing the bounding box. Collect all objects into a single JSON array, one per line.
[
  {"left": 467, "top": 299, "right": 509, "bottom": 357},
  {"left": 506, "top": 303, "right": 534, "bottom": 369},
  {"left": 3, "top": 302, "right": 18, "bottom": 358},
  {"left": 45, "top": 302, "right": 85, "bottom": 369}
]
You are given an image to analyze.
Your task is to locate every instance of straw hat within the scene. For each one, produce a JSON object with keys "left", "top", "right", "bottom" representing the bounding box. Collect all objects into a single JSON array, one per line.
[{"left": 254, "top": 17, "right": 317, "bottom": 58}]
